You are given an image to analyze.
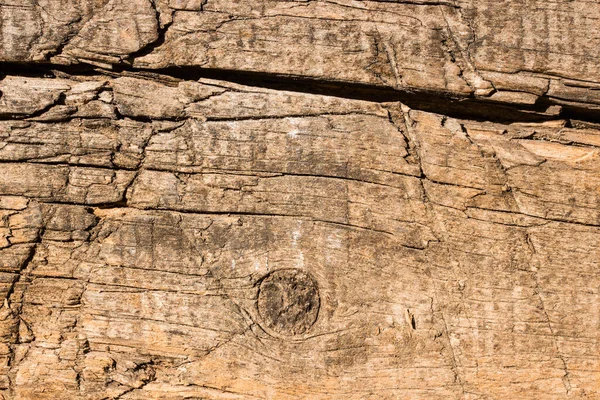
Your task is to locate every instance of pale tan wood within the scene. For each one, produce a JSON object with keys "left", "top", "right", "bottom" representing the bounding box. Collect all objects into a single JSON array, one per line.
[
  {"left": 1, "top": 1, "right": 600, "bottom": 110},
  {"left": 0, "top": 72, "right": 598, "bottom": 399}
]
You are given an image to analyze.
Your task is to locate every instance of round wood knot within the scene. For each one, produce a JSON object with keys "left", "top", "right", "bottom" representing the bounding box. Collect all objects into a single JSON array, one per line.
[{"left": 257, "top": 269, "right": 320, "bottom": 336}]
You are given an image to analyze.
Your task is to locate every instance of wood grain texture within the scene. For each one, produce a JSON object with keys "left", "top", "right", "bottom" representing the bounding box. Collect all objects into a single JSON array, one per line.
[
  {"left": 2, "top": 1, "right": 600, "bottom": 397},
  {"left": 1, "top": 1, "right": 600, "bottom": 111},
  {"left": 0, "top": 72, "right": 598, "bottom": 399}
]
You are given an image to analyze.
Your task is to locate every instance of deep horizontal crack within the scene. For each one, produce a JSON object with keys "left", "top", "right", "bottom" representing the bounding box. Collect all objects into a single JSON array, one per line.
[{"left": 2, "top": 63, "right": 600, "bottom": 124}]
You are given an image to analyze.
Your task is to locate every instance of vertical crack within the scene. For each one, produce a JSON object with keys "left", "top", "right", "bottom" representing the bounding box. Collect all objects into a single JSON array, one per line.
[
  {"left": 527, "top": 237, "right": 572, "bottom": 395},
  {"left": 125, "top": 0, "right": 173, "bottom": 65}
]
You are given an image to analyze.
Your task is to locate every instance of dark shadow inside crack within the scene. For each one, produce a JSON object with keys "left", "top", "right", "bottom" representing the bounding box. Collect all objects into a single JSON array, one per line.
[{"left": 2, "top": 62, "right": 600, "bottom": 124}]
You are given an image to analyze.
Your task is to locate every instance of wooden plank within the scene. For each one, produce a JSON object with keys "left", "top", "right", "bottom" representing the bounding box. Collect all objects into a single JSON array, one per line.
[
  {"left": 1, "top": 1, "right": 600, "bottom": 110},
  {"left": 0, "top": 73, "right": 598, "bottom": 398}
]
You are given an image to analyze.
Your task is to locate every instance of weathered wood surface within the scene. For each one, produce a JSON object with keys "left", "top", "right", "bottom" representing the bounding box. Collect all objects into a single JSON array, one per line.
[
  {"left": 2, "top": 0, "right": 600, "bottom": 398},
  {"left": 0, "top": 72, "right": 598, "bottom": 399},
  {"left": 2, "top": 0, "right": 600, "bottom": 111}
]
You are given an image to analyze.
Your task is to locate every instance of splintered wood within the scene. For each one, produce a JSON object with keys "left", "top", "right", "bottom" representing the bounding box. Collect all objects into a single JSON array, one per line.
[{"left": 1, "top": 1, "right": 600, "bottom": 399}]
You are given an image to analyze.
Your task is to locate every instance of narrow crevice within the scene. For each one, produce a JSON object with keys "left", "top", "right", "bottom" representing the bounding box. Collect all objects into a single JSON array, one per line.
[
  {"left": 2, "top": 62, "right": 600, "bottom": 124},
  {"left": 124, "top": 0, "right": 173, "bottom": 65}
]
